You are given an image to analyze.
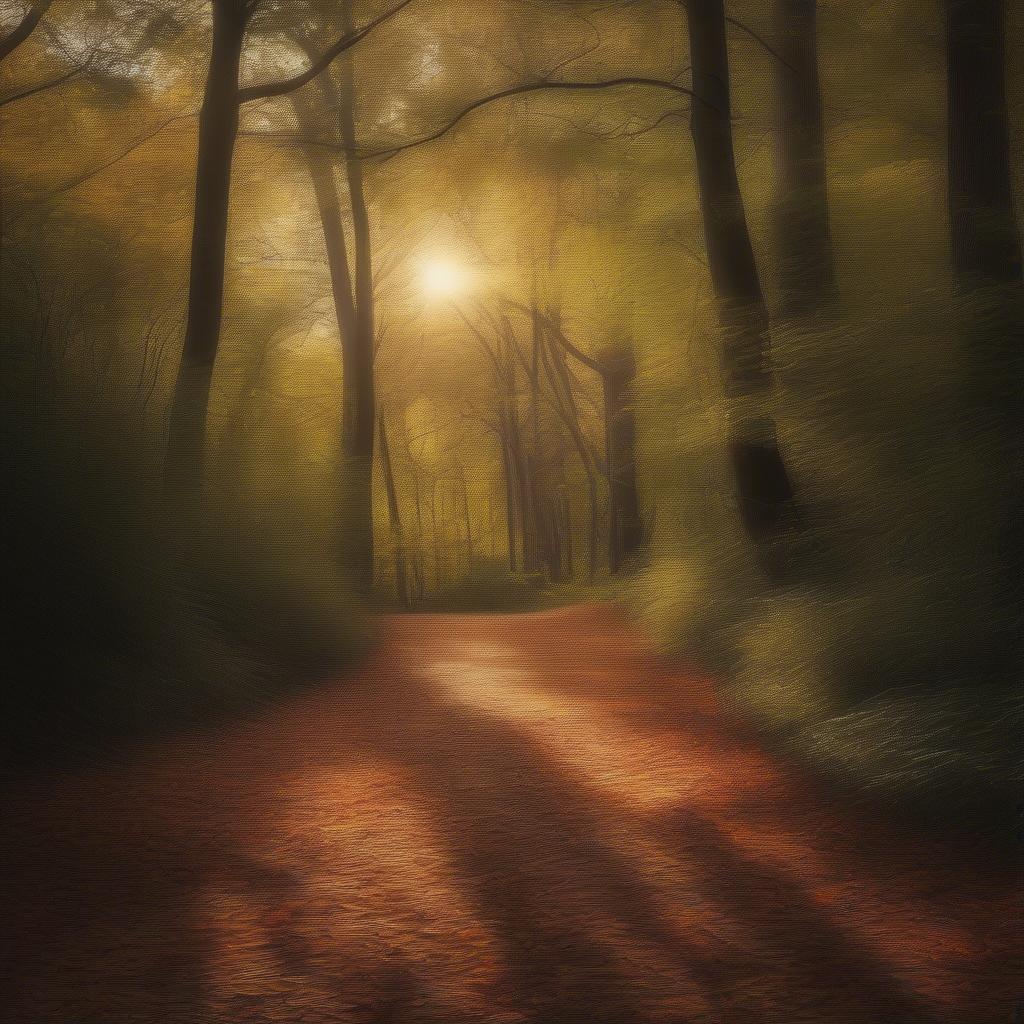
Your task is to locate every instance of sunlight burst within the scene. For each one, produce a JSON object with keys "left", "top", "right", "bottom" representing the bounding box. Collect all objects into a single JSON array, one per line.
[{"left": 420, "top": 258, "right": 466, "bottom": 300}]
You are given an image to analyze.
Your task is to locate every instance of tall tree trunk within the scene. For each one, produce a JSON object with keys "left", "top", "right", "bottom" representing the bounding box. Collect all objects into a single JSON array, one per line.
[
  {"left": 378, "top": 411, "right": 408, "bottom": 607},
  {"left": 430, "top": 478, "right": 442, "bottom": 587},
  {"left": 410, "top": 467, "right": 427, "bottom": 600},
  {"left": 312, "top": 34, "right": 377, "bottom": 589},
  {"left": 559, "top": 487, "right": 573, "bottom": 580},
  {"left": 216, "top": 322, "right": 276, "bottom": 497},
  {"left": 527, "top": 300, "right": 559, "bottom": 578},
  {"left": 772, "top": 0, "right": 836, "bottom": 311},
  {"left": 685, "top": 0, "right": 799, "bottom": 564},
  {"left": 339, "top": 14, "right": 378, "bottom": 580},
  {"left": 459, "top": 467, "right": 474, "bottom": 565},
  {"left": 501, "top": 336, "right": 537, "bottom": 573},
  {"left": 498, "top": 425, "right": 519, "bottom": 572},
  {"left": 525, "top": 306, "right": 638, "bottom": 576},
  {"left": 541, "top": 327, "right": 600, "bottom": 580},
  {"left": 945, "top": 0, "right": 1022, "bottom": 282},
  {"left": 488, "top": 495, "right": 497, "bottom": 559},
  {"left": 295, "top": 86, "right": 374, "bottom": 589},
  {"left": 601, "top": 340, "right": 644, "bottom": 572},
  {"left": 164, "top": 1, "right": 248, "bottom": 495},
  {"left": 510, "top": 414, "right": 536, "bottom": 573}
]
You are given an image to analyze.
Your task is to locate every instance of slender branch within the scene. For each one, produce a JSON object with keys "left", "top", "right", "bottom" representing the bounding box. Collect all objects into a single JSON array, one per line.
[
  {"left": 453, "top": 304, "right": 507, "bottom": 382},
  {"left": 237, "top": 0, "right": 415, "bottom": 104},
  {"left": 362, "top": 76, "right": 699, "bottom": 160},
  {"left": 724, "top": 15, "right": 797, "bottom": 75},
  {"left": 0, "top": 56, "right": 87, "bottom": 109},
  {"left": 598, "top": 105, "right": 689, "bottom": 139},
  {"left": 502, "top": 297, "right": 605, "bottom": 377},
  {"left": 0, "top": 0, "right": 53, "bottom": 63}
]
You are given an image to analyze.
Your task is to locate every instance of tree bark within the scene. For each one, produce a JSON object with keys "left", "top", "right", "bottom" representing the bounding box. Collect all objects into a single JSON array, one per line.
[
  {"left": 541, "top": 326, "right": 600, "bottom": 580},
  {"left": 310, "top": 41, "right": 377, "bottom": 588},
  {"left": 378, "top": 410, "right": 408, "bottom": 607},
  {"left": 512, "top": 303, "right": 645, "bottom": 575},
  {"left": 772, "top": 0, "right": 836, "bottom": 311},
  {"left": 408, "top": 461, "right": 427, "bottom": 600},
  {"left": 337, "top": 6, "right": 378, "bottom": 584},
  {"left": 601, "top": 341, "right": 644, "bottom": 572},
  {"left": 527, "top": 301, "right": 556, "bottom": 578},
  {"left": 502, "top": 335, "right": 538, "bottom": 573},
  {"left": 511, "top": 412, "right": 537, "bottom": 572},
  {"left": 164, "top": 0, "right": 248, "bottom": 496},
  {"left": 295, "top": 79, "right": 374, "bottom": 589},
  {"left": 430, "top": 478, "right": 442, "bottom": 587},
  {"left": 685, "top": 0, "right": 799, "bottom": 562},
  {"left": 945, "top": 0, "right": 1022, "bottom": 282},
  {"left": 498, "top": 421, "right": 519, "bottom": 571},
  {"left": 163, "top": 0, "right": 396, "bottom": 519},
  {"left": 456, "top": 465, "right": 474, "bottom": 566}
]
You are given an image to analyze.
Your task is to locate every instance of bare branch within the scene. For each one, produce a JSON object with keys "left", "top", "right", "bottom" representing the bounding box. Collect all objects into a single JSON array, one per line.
[
  {"left": 725, "top": 15, "right": 797, "bottom": 75},
  {"left": 237, "top": 0, "right": 415, "bottom": 104},
  {"left": 362, "top": 76, "right": 699, "bottom": 160},
  {"left": 502, "top": 297, "right": 605, "bottom": 377},
  {"left": 0, "top": 55, "right": 88, "bottom": 109}
]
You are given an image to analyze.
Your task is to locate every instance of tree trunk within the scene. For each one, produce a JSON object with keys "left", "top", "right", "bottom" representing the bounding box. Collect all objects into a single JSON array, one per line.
[
  {"left": 216, "top": 321, "right": 276, "bottom": 497},
  {"left": 295, "top": 86, "right": 374, "bottom": 589},
  {"left": 559, "top": 488, "right": 573, "bottom": 580},
  {"left": 602, "top": 342, "right": 644, "bottom": 572},
  {"left": 499, "top": 424, "right": 519, "bottom": 572},
  {"left": 459, "top": 468, "right": 474, "bottom": 565},
  {"left": 338, "top": 32, "right": 378, "bottom": 583},
  {"left": 314, "top": 37, "right": 377, "bottom": 589},
  {"left": 527, "top": 300, "right": 560, "bottom": 579},
  {"left": 685, "top": 0, "right": 799, "bottom": 562},
  {"left": 410, "top": 468, "right": 427, "bottom": 601},
  {"left": 541, "top": 326, "right": 600, "bottom": 580},
  {"left": 164, "top": 1, "right": 248, "bottom": 495},
  {"left": 512, "top": 417, "right": 537, "bottom": 573},
  {"left": 502, "top": 339, "right": 537, "bottom": 573},
  {"left": 772, "top": 0, "right": 836, "bottom": 311},
  {"left": 945, "top": 0, "right": 1022, "bottom": 282},
  {"left": 378, "top": 411, "right": 408, "bottom": 607},
  {"left": 430, "top": 478, "right": 442, "bottom": 587}
]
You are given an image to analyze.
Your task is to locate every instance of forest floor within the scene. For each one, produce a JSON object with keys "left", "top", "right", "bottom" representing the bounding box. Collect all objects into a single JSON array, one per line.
[{"left": 2, "top": 605, "right": 1020, "bottom": 1024}]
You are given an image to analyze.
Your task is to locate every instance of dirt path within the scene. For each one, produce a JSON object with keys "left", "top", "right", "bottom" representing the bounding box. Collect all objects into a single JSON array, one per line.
[{"left": 2, "top": 606, "right": 1019, "bottom": 1023}]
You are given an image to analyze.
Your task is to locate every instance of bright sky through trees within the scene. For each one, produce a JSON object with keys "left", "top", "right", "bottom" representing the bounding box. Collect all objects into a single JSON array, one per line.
[{"left": 419, "top": 257, "right": 467, "bottom": 300}]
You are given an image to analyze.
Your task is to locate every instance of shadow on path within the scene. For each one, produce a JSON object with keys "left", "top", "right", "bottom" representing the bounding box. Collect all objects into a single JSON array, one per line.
[
  {"left": 0, "top": 607, "right": 1018, "bottom": 1023},
  {"left": 334, "top": 645, "right": 945, "bottom": 1024}
]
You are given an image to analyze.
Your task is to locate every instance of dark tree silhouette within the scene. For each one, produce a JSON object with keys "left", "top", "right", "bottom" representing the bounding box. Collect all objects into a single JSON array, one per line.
[
  {"left": 685, "top": 0, "right": 799, "bottom": 566},
  {"left": 945, "top": 0, "right": 1022, "bottom": 283},
  {"left": 164, "top": 0, "right": 412, "bottom": 498},
  {"left": 292, "top": 20, "right": 377, "bottom": 590},
  {"left": 599, "top": 338, "right": 644, "bottom": 573},
  {"left": 0, "top": 0, "right": 52, "bottom": 63},
  {"left": 771, "top": 0, "right": 836, "bottom": 310}
]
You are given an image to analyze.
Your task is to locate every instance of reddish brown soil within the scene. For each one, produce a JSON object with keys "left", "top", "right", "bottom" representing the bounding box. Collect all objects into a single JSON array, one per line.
[{"left": 1, "top": 606, "right": 1020, "bottom": 1023}]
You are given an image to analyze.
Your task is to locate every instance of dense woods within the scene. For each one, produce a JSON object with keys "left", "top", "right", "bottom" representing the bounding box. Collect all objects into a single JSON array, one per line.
[{"left": 1, "top": 0, "right": 1021, "bottom": 823}]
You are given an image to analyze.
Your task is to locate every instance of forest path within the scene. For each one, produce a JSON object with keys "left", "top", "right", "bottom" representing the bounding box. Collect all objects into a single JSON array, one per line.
[{"left": 1, "top": 605, "right": 1019, "bottom": 1024}]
